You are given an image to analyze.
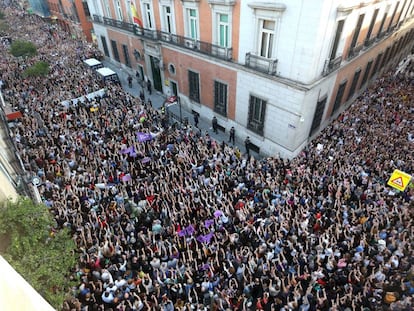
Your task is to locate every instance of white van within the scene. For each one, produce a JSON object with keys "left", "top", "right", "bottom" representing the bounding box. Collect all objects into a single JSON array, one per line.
[
  {"left": 83, "top": 58, "right": 103, "bottom": 70},
  {"left": 96, "top": 67, "right": 120, "bottom": 84}
]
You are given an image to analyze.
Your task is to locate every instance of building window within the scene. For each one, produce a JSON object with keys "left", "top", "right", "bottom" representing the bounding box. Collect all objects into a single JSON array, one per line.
[
  {"left": 331, "top": 80, "right": 348, "bottom": 116},
  {"left": 162, "top": 6, "right": 173, "bottom": 33},
  {"left": 122, "top": 44, "right": 131, "bottom": 67},
  {"left": 258, "top": 19, "right": 275, "bottom": 58},
  {"left": 71, "top": 4, "right": 80, "bottom": 22},
  {"left": 347, "top": 68, "right": 361, "bottom": 100},
  {"left": 365, "top": 9, "right": 379, "bottom": 41},
  {"left": 82, "top": 1, "right": 91, "bottom": 18},
  {"left": 388, "top": 1, "right": 400, "bottom": 31},
  {"left": 398, "top": 0, "right": 409, "bottom": 25},
  {"left": 103, "top": 0, "right": 110, "bottom": 17},
  {"left": 187, "top": 8, "right": 198, "bottom": 39},
  {"left": 381, "top": 47, "right": 391, "bottom": 68},
  {"left": 350, "top": 14, "right": 365, "bottom": 49},
  {"left": 210, "top": 1, "right": 234, "bottom": 49},
  {"left": 377, "top": 10, "right": 388, "bottom": 36},
  {"left": 144, "top": 2, "right": 154, "bottom": 29},
  {"left": 218, "top": 14, "right": 229, "bottom": 47},
  {"left": 370, "top": 53, "right": 383, "bottom": 78},
  {"left": 330, "top": 20, "right": 344, "bottom": 60},
  {"left": 101, "top": 36, "right": 109, "bottom": 57},
  {"left": 188, "top": 70, "right": 200, "bottom": 103},
  {"left": 402, "top": 0, "right": 412, "bottom": 21},
  {"left": 248, "top": 95, "right": 266, "bottom": 135},
  {"left": 214, "top": 81, "right": 228, "bottom": 117},
  {"left": 360, "top": 60, "right": 373, "bottom": 86},
  {"left": 116, "top": 0, "right": 123, "bottom": 20},
  {"left": 309, "top": 96, "right": 327, "bottom": 136},
  {"left": 168, "top": 64, "right": 176, "bottom": 75},
  {"left": 111, "top": 40, "right": 120, "bottom": 62}
]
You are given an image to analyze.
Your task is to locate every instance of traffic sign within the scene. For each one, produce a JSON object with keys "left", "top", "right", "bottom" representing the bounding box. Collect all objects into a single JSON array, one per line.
[{"left": 387, "top": 169, "right": 412, "bottom": 191}]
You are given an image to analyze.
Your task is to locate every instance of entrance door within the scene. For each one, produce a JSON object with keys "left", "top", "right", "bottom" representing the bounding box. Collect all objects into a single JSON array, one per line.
[
  {"left": 170, "top": 80, "right": 178, "bottom": 96},
  {"left": 137, "top": 64, "right": 144, "bottom": 82},
  {"left": 309, "top": 96, "right": 327, "bottom": 137},
  {"left": 100, "top": 36, "right": 109, "bottom": 57},
  {"left": 150, "top": 56, "right": 162, "bottom": 92}
]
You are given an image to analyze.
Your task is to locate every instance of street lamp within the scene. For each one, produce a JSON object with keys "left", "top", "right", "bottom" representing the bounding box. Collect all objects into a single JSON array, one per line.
[{"left": 178, "top": 96, "right": 182, "bottom": 124}]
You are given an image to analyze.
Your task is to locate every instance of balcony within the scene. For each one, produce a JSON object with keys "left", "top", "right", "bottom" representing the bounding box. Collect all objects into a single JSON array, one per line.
[
  {"left": 245, "top": 53, "right": 278, "bottom": 75},
  {"left": 347, "top": 44, "right": 363, "bottom": 60},
  {"left": 92, "top": 15, "right": 232, "bottom": 61},
  {"left": 103, "top": 17, "right": 135, "bottom": 33},
  {"left": 322, "top": 55, "right": 342, "bottom": 76},
  {"left": 364, "top": 37, "right": 376, "bottom": 48},
  {"left": 376, "top": 31, "right": 386, "bottom": 40}
]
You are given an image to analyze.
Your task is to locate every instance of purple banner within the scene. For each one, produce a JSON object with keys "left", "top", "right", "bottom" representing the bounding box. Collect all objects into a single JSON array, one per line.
[
  {"left": 136, "top": 132, "right": 153, "bottom": 143},
  {"left": 204, "top": 219, "right": 214, "bottom": 228}
]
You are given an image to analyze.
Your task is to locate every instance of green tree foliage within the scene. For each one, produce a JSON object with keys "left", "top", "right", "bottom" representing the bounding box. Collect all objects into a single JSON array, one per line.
[
  {"left": 0, "top": 197, "right": 77, "bottom": 309},
  {"left": 24, "top": 61, "right": 50, "bottom": 77},
  {"left": 10, "top": 40, "right": 37, "bottom": 57},
  {"left": 0, "top": 10, "right": 8, "bottom": 34},
  {"left": 0, "top": 21, "right": 9, "bottom": 34}
]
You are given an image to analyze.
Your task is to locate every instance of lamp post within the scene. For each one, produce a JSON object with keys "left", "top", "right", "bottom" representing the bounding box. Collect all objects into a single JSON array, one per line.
[{"left": 178, "top": 96, "right": 182, "bottom": 124}]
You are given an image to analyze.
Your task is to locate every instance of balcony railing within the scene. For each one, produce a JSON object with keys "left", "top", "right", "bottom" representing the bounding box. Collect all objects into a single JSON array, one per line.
[
  {"left": 347, "top": 44, "right": 363, "bottom": 60},
  {"left": 376, "top": 31, "right": 387, "bottom": 40},
  {"left": 159, "top": 31, "right": 233, "bottom": 60},
  {"left": 92, "top": 15, "right": 232, "bottom": 61},
  {"left": 322, "top": 55, "right": 342, "bottom": 76},
  {"left": 245, "top": 53, "right": 278, "bottom": 75},
  {"left": 364, "top": 37, "right": 376, "bottom": 48},
  {"left": 102, "top": 16, "right": 135, "bottom": 33}
]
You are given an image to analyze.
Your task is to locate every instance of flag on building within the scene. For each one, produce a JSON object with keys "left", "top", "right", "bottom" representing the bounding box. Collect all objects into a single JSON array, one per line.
[{"left": 130, "top": 2, "right": 143, "bottom": 27}]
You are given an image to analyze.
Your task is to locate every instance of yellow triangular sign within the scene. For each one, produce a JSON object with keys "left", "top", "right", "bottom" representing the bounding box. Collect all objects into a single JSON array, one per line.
[
  {"left": 387, "top": 169, "right": 411, "bottom": 191},
  {"left": 391, "top": 177, "right": 403, "bottom": 187}
]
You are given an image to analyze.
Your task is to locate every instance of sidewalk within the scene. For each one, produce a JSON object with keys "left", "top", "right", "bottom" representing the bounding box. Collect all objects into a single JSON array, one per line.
[{"left": 102, "top": 60, "right": 261, "bottom": 159}]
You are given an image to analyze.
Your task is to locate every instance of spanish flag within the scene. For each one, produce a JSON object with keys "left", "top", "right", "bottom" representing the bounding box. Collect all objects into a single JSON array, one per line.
[{"left": 130, "top": 2, "right": 143, "bottom": 27}]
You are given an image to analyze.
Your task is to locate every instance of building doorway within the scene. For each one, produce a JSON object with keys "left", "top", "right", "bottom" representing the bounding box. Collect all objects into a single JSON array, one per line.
[
  {"left": 136, "top": 64, "right": 144, "bottom": 83},
  {"left": 170, "top": 80, "right": 178, "bottom": 96},
  {"left": 150, "top": 56, "right": 162, "bottom": 92}
]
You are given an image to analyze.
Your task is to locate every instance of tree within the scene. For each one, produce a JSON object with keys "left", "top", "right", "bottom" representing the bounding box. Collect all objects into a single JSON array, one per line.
[
  {"left": 0, "top": 10, "right": 8, "bottom": 35},
  {"left": 24, "top": 61, "right": 50, "bottom": 77},
  {"left": 10, "top": 40, "right": 37, "bottom": 57},
  {"left": 0, "top": 197, "right": 77, "bottom": 309}
]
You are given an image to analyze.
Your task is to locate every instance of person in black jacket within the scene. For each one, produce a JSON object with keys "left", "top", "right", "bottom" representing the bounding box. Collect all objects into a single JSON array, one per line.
[{"left": 212, "top": 116, "right": 218, "bottom": 134}]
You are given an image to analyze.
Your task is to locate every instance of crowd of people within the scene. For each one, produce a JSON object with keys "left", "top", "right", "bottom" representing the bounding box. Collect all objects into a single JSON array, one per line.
[{"left": 0, "top": 5, "right": 413, "bottom": 311}]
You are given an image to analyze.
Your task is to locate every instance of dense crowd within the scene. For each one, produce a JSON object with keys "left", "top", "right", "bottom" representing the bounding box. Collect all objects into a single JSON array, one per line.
[{"left": 1, "top": 6, "right": 413, "bottom": 311}]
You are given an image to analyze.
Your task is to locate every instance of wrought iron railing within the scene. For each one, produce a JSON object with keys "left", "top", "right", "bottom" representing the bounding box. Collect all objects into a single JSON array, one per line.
[
  {"left": 347, "top": 44, "right": 363, "bottom": 60},
  {"left": 322, "top": 55, "right": 342, "bottom": 76},
  {"left": 245, "top": 53, "right": 278, "bottom": 75},
  {"left": 93, "top": 15, "right": 232, "bottom": 61},
  {"left": 102, "top": 17, "right": 135, "bottom": 33},
  {"left": 376, "top": 31, "right": 386, "bottom": 39},
  {"left": 364, "top": 37, "right": 376, "bottom": 48}
]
